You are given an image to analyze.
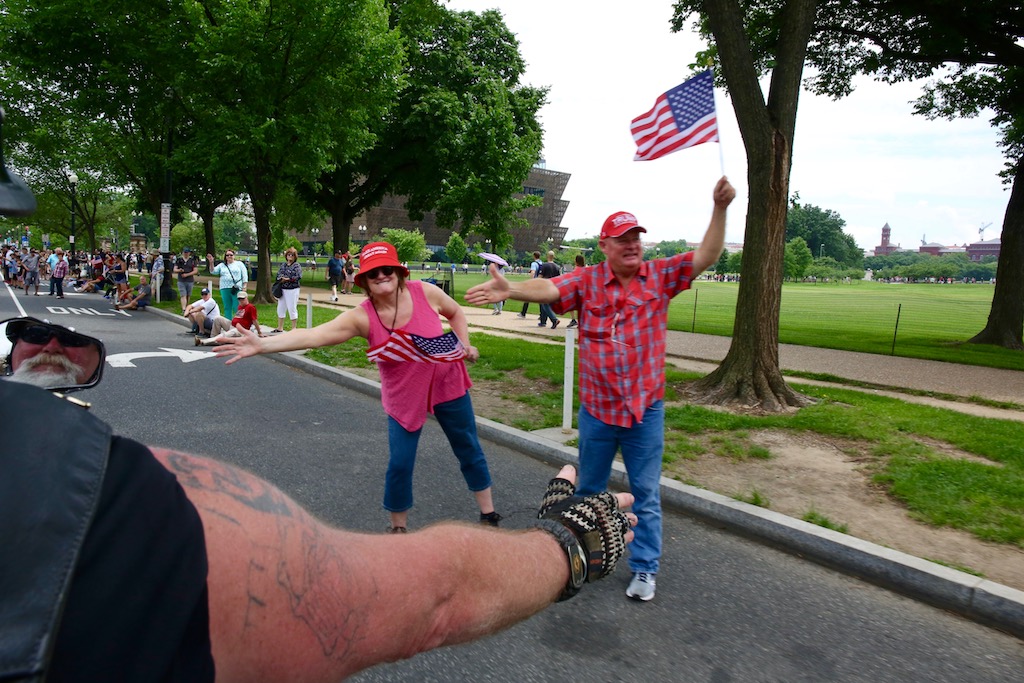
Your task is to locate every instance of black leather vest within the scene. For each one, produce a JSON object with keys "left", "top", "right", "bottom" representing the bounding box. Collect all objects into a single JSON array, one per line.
[{"left": 0, "top": 382, "right": 112, "bottom": 683}]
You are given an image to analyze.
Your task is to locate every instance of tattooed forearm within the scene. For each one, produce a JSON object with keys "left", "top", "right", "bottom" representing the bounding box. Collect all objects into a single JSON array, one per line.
[
  {"left": 273, "top": 501, "right": 371, "bottom": 658},
  {"left": 152, "top": 448, "right": 293, "bottom": 516},
  {"left": 152, "top": 446, "right": 369, "bottom": 661}
]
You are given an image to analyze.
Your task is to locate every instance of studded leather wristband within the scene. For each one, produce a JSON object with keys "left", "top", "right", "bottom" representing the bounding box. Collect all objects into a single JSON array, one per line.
[{"left": 533, "top": 519, "right": 588, "bottom": 601}]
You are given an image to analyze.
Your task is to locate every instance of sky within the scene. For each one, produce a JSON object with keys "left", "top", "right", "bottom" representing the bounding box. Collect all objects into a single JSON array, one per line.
[{"left": 447, "top": 0, "right": 1010, "bottom": 252}]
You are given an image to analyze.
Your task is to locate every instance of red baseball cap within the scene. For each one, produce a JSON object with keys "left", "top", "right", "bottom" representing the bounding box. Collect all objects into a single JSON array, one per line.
[
  {"left": 600, "top": 211, "right": 647, "bottom": 239},
  {"left": 354, "top": 242, "right": 408, "bottom": 288}
]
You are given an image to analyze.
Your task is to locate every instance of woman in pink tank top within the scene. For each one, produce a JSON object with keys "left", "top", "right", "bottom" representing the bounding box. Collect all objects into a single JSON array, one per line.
[{"left": 214, "top": 242, "right": 502, "bottom": 533}]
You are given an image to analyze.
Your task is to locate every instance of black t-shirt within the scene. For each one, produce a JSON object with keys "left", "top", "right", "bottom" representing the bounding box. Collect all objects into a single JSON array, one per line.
[
  {"left": 178, "top": 256, "right": 198, "bottom": 283},
  {"left": 538, "top": 261, "right": 560, "bottom": 279},
  {"left": 49, "top": 436, "right": 214, "bottom": 683}
]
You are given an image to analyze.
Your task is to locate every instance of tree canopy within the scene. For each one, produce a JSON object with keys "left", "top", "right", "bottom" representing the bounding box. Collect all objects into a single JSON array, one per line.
[
  {"left": 299, "top": 3, "right": 546, "bottom": 255},
  {"left": 692, "top": 0, "right": 1023, "bottom": 348},
  {"left": 785, "top": 195, "right": 863, "bottom": 267},
  {"left": 0, "top": 0, "right": 544, "bottom": 299}
]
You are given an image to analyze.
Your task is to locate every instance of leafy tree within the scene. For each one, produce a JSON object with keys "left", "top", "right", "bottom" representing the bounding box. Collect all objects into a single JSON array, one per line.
[
  {"left": 446, "top": 232, "right": 469, "bottom": 265},
  {"left": 273, "top": 235, "right": 304, "bottom": 257},
  {"left": 174, "top": 0, "right": 401, "bottom": 302},
  {"left": 726, "top": 250, "right": 744, "bottom": 275},
  {"left": 865, "top": 251, "right": 930, "bottom": 271},
  {"left": 786, "top": 197, "right": 863, "bottom": 267},
  {"left": 0, "top": 0, "right": 206, "bottom": 244},
  {"left": 672, "top": 0, "right": 819, "bottom": 410},
  {"left": 714, "top": 248, "right": 730, "bottom": 273},
  {"left": 783, "top": 237, "right": 814, "bottom": 280},
  {"left": 799, "top": 0, "right": 1024, "bottom": 347},
  {"left": 299, "top": 4, "right": 545, "bottom": 254},
  {"left": 171, "top": 219, "right": 206, "bottom": 256},
  {"left": 655, "top": 239, "right": 691, "bottom": 257},
  {"left": 215, "top": 212, "right": 255, "bottom": 254},
  {"left": 379, "top": 228, "right": 430, "bottom": 263}
]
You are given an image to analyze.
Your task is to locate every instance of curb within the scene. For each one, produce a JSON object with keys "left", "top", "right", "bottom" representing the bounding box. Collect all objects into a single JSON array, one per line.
[{"left": 153, "top": 307, "right": 1024, "bottom": 639}]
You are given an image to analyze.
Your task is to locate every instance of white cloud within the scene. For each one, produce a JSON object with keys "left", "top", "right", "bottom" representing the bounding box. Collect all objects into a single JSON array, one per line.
[{"left": 447, "top": 0, "right": 1010, "bottom": 250}]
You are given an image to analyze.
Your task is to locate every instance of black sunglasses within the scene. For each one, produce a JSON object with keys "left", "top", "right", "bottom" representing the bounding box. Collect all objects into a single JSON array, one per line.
[
  {"left": 364, "top": 266, "right": 396, "bottom": 279},
  {"left": 14, "top": 324, "right": 94, "bottom": 348}
]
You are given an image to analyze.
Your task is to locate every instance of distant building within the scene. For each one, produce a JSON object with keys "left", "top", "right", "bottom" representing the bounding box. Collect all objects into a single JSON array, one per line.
[
  {"left": 919, "top": 239, "right": 966, "bottom": 257},
  {"left": 967, "top": 238, "right": 1001, "bottom": 262},
  {"left": 337, "top": 163, "right": 571, "bottom": 256},
  {"left": 874, "top": 223, "right": 900, "bottom": 256}
]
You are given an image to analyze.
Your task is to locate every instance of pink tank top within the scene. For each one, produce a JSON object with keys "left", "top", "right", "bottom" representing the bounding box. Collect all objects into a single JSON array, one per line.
[{"left": 361, "top": 281, "right": 471, "bottom": 431}]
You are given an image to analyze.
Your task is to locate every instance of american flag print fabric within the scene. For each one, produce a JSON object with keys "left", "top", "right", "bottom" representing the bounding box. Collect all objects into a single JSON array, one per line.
[
  {"left": 631, "top": 69, "right": 719, "bottom": 161},
  {"left": 366, "top": 329, "right": 466, "bottom": 364}
]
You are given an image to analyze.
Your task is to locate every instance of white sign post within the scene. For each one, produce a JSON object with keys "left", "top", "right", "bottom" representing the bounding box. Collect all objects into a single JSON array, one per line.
[
  {"left": 159, "top": 202, "right": 171, "bottom": 252},
  {"left": 562, "top": 327, "right": 576, "bottom": 434}
]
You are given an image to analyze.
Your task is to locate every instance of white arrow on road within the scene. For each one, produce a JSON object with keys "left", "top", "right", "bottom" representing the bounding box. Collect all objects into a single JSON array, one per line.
[{"left": 106, "top": 347, "right": 215, "bottom": 368}]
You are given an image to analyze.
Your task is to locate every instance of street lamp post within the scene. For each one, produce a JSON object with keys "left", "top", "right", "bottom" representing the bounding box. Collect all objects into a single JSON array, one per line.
[
  {"left": 358, "top": 224, "right": 367, "bottom": 246},
  {"left": 68, "top": 173, "right": 78, "bottom": 264},
  {"left": 819, "top": 244, "right": 825, "bottom": 259}
]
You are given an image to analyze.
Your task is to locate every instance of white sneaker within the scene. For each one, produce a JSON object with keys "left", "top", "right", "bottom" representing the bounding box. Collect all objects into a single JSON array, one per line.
[{"left": 626, "top": 572, "right": 656, "bottom": 602}]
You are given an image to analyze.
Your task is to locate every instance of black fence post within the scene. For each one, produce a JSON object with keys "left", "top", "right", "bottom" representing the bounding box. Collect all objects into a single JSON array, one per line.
[{"left": 891, "top": 303, "right": 902, "bottom": 356}]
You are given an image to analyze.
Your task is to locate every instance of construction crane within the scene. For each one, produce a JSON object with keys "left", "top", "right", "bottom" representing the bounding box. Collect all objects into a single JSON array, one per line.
[{"left": 979, "top": 222, "right": 993, "bottom": 240}]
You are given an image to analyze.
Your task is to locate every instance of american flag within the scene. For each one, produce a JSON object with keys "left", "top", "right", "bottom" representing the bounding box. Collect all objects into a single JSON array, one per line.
[
  {"left": 631, "top": 70, "right": 719, "bottom": 162},
  {"left": 366, "top": 330, "right": 467, "bottom": 364}
]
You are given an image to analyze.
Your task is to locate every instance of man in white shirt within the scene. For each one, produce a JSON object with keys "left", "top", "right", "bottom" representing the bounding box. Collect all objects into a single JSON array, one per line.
[{"left": 184, "top": 288, "right": 220, "bottom": 337}]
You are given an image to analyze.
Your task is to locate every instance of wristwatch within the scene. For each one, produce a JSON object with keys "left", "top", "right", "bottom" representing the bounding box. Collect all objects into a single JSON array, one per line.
[{"left": 533, "top": 519, "right": 588, "bottom": 601}]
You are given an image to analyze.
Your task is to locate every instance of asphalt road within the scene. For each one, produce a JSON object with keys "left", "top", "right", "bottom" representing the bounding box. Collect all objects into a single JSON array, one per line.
[{"left": 4, "top": 286, "right": 1024, "bottom": 682}]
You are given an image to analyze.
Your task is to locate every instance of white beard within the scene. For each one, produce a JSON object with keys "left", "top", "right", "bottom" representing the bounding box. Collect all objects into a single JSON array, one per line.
[{"left": 9, "top": 352, "right": 82, "bottom": 389}]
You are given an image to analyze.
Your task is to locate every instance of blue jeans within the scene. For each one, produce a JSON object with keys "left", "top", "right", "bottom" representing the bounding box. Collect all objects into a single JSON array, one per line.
[
  {"left": 538, "top": 303, "right": 557, "bottom": 326},
  {"left": 576, "top": 401, "right": 664, "bottom": 574},
  {"left": 384, "top": 391, "right": 493, "bottom": 512}
]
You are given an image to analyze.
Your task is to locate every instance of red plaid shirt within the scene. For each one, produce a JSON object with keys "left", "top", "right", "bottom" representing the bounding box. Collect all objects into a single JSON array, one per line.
[{"left": 552, "top": 252, "right": 695, "bottom": 427}]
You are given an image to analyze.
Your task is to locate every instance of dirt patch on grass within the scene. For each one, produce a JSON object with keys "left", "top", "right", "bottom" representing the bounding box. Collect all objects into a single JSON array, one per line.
[{"left": 662, "top": 428, "right": 1024, "bottom": 591}]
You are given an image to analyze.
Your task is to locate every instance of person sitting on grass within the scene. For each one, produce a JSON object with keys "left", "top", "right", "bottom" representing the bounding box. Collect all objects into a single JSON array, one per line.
[
  {"left": 116, "top": 275, "right": 151, "bottom": 310},
  {"left": 196, "top": 289, "right": 263, "bottom": 345},
  {"left": 184, "top": 288, "right": 220, "bottom": 337}
]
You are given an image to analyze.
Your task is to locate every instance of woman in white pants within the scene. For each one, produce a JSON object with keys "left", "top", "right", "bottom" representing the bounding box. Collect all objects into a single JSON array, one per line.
[{"left": 272, "top": 247, "right": 302, "bottom": 333}]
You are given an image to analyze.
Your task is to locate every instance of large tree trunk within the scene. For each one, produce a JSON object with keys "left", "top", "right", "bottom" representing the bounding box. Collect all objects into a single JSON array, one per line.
[
  {"left": 690, "top": 131, "right": 812, "bottom": 410},
  {"left": 249, "top": 181, "right": 277, "bottom": 305},
  {"left": 687, "top": 0, "right": 819, "bottom": 412},
  {"left": 968, "top": 168, "right": 1024, "bottom": 350},
  {"left": 328, "top": 201, "right": 349, "bottom": 255},
  {"left": 202, "top": 207, "right": 216, "bottom": 263}
]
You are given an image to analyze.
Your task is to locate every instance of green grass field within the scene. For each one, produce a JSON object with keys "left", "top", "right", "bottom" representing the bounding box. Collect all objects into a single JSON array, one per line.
[
  {"left": 149, "top": 268, "right": 1021, "bottom": 370},
  {"left": 439, "top": 272, "right": 1021, "bottom": 370}
]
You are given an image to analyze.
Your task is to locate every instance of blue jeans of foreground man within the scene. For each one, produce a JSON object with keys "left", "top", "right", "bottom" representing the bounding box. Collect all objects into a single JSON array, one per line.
[
  {"left": 384, "top": 391, "right": 493, "bottom": 512},
  {"left": 575, "top": 401, "right": 664, "bottom": 575}
]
